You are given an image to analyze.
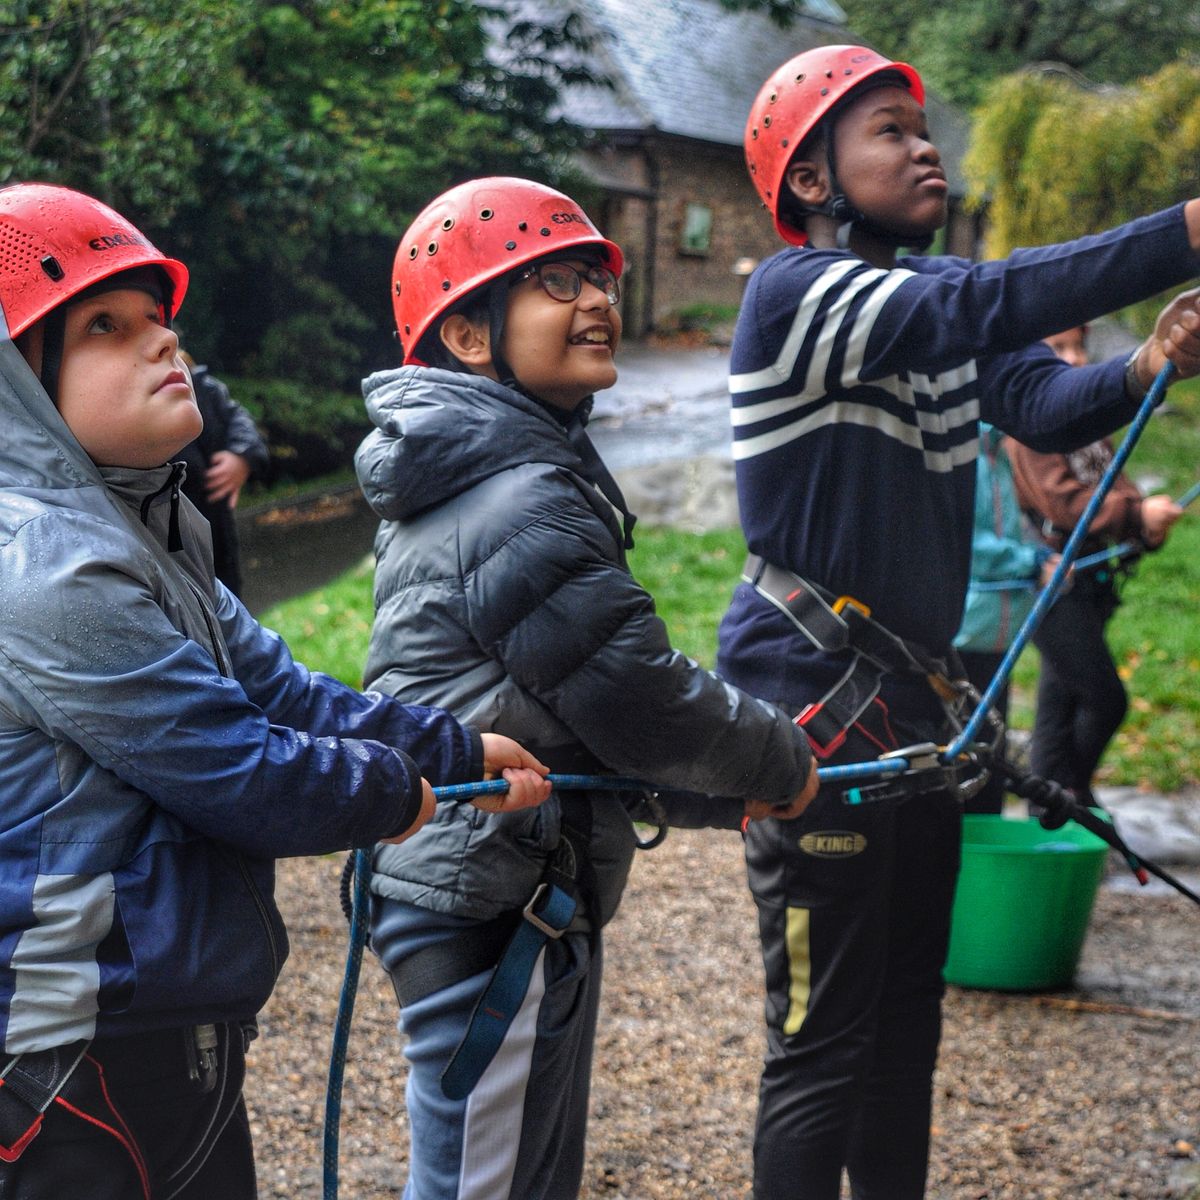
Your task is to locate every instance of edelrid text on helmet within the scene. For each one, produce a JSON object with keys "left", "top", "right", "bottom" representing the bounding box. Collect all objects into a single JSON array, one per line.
[
  {"left": 0, "top": 183, "right": 188, "bottom": 338},
  {"left": 744, "top": 45, "right": 924, "bottom": 247},
  {"left": 392, "top": 177, "right": 623, "bottom": 364}
]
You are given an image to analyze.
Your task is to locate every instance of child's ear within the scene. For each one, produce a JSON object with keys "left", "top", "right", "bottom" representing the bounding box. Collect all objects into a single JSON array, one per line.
[
  {"left": 785, "top": 159, "right": 830, "bottom": 208},
  {"left": 439, "top": 314, "right": 492, "bottom": 369}
]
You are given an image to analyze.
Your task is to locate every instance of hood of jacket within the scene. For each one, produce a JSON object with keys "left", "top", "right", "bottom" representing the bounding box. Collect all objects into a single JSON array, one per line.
[
  {"left": 356, "top": 366, "right": 592, "bottom": 520},
  {"left": 0, "top": 331, "right": 225, "bottom": 669}
]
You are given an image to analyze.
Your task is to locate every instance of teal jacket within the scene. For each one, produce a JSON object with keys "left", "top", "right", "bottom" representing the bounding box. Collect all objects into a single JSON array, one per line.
[{"left": 954, "top": 424, "right": 1047, "bottom": 655}]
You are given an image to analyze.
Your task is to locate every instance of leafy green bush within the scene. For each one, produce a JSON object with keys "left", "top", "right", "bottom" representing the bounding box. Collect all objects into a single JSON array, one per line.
[{"left": 228, "top": 375, "right": 369, "bottom": 485}]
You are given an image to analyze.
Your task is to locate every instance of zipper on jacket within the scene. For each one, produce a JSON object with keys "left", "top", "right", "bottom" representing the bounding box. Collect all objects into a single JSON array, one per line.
[
  {"left": 233, "top": 851, "right": 281, "bottom": 978},
  {"left": 182, "top": 575, "right": 233, "bottom": 678}
]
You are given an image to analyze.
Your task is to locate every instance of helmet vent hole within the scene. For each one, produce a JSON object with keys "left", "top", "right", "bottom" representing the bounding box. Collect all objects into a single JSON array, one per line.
[
  {"left": 40, "top": 255, "right": 64, "bottom": 281},
  {"left": 781, "top": 140, "right": 789, "bottom": 149},
  {"left": 540, "top": 227, "right": 550, "bottom": 236},
  {"left": 518, "top": 221, "right": 527, "bottom": 231},
  {"left": 769, "top": 90, "right": 777, "bottom": 103},
  {"left": 795, "top": 72, "right": 805, "bottom": 82},
  {"left": 505, "top": 240, "right": 517, "bottom": 251},
  {"left": 442, "top": 280, "right": 451, "bottom": 291},
  {"left": 479, "top": 208, "right": 494, "bottom": 221},
  {"left": 427, "top": 241, "right": 438, "bottom": 255},
  {"left": 751, "top": 127, "right": 758, "bottom": 139},
  {"left": 763, "top": 115, "right": 771, "bottom": 127},
  {"left": 441, "top": 218, "right": 455, "bottom": 231},
  {"left": 408, "top": 246, "right": 418, "bottom": 260},
  {"left": 0, "top": 227, "right": 40, "bottom": 271},
  {"left": 820, "top": 87, "right": 829, "bottom": 96},
  {"left": 395, "top": 283, "right": 401, "bottom": 296}
]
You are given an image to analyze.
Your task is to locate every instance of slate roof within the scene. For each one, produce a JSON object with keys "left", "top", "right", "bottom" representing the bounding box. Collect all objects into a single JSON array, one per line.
[{"left": 492, "top": 0, "right": 968, "bottom": 193}]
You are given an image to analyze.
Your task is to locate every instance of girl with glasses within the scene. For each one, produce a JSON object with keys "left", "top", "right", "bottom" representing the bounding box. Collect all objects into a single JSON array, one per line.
[{"left": 354, "top": 176, "right": 819, "bottom": 1200}]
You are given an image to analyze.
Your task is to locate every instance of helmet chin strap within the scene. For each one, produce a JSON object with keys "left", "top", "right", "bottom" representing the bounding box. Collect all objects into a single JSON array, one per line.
[
  {"left": 815, "top": 100, "right": 935, "bottom": 253},
  {"left": 823, "top": 173, "right": 934, "bottom": 253}
]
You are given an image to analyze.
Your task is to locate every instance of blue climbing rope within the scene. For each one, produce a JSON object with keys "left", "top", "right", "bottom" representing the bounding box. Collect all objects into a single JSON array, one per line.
[
  {"left": 324, "top": 367, "right": 1176, "bottom": 1197},
  {"left": 944, "top": 363, "right": 1175, "bottom": 762},
  {"left": 323, "top": 847, "right": 370, "bottom": 1200},
  {"left": 321, "top": 759, "right": 918, "bottom": 1197}
]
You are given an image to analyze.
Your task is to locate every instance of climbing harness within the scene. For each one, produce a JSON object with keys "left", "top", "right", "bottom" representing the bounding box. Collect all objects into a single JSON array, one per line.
[
  {"left": 740, "top": 554, "right": 1001, "bottom": 803},
  {"left": 741, "top": 555, "right": 975, "bottom": 760}
]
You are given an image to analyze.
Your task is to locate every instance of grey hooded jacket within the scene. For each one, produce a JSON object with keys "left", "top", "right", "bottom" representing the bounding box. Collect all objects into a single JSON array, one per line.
[
  {"left": 0, "top": 332, "right": 478, "bottom": 1054},
  {"left": 356, "top": 367, "right": 814, "bottom": 926}
]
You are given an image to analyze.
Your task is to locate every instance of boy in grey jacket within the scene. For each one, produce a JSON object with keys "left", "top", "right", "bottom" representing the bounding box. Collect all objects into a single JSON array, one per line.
[{"left": 356, "top": 177, "right": 819, "bottom": 1200}]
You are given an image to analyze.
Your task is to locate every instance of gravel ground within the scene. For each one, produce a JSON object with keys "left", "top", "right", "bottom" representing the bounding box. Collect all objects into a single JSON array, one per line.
[{"left": 247, "top": 828, "right": 1200, "bottom": 1199}]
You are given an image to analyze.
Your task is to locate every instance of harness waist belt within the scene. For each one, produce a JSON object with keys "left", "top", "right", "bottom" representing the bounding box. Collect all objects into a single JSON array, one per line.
[
  {"left": 0, "top": 1040, "right": 90, "bottom": 1162},
  {"left": 743, "top": 554, "right": 956, "bottom": 757}
]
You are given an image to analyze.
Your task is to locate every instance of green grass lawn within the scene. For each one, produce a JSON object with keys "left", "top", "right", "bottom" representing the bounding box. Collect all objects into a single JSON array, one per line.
[{"left": 263, "top": 381, "right": 1200, "bottom": 793}]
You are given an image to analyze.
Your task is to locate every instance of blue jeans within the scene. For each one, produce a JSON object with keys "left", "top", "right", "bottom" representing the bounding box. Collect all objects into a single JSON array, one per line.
[{"left": 371, "top": 898, "right": 603, "bottom": 1200}]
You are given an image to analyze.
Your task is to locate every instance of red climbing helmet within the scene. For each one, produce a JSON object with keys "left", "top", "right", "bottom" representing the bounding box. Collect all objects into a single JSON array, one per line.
[
  {"left": 745, "top": 45, "right": 924, "bottom": 246},
  {"left": 0, "top": 183, "right": 188, "bottom": 338},
  {"left": 392, "top": 177, "right": 624, "bottom": 363}
]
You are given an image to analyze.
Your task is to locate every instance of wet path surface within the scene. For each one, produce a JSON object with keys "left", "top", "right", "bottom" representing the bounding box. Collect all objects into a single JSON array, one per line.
[{"left": 238, "top": 485, "right": 379, "bottom": 616}]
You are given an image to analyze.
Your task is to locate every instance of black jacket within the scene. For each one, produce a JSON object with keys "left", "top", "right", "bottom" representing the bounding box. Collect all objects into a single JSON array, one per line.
[
  {"left": 355, "top": 367, "right": 814, "bottom": 925},
  {"left": 178, "top": 367, "right": 269, "bottom": 595}
]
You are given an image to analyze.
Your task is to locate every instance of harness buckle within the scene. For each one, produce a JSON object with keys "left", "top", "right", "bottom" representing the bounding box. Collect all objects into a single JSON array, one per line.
[
  {"left": 831, "top": 594, "right": 871, "bottom": 619},
  {"left": 879, "top": 742, "right": 941, "bottom": 772},
  {"left": 522, "top": 883, "right": 570, "bottom": 940}
]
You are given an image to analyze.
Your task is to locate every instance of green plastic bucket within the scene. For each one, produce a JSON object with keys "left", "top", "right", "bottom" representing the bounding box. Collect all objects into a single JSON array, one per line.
[{"left": 944, "top": 815, "right": 1109, "bottom": 991}]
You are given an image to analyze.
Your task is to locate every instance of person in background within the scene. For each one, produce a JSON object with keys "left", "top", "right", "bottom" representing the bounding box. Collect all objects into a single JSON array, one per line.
[
  {"left": 953, "top": 423, "right": 1060, "bottom": 813},
  {"left": 1008, "top": 325, "right": 1183, "bottom": 807},
  {"left": 177, "top": 349, "right": 269, "bottom": 598}
]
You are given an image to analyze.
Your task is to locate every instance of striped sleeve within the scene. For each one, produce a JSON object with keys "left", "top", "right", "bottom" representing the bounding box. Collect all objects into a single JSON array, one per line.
[{"left": 730, "top": 253, "right": 981, "bottom": 474}]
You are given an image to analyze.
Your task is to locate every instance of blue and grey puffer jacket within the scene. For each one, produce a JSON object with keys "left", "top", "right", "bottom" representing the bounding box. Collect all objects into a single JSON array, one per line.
[
  {"left": 0, "top": 335, "right": 480, "bottom": 1055},
  {"left": 356, "top": 367, "right": 814, "bottom": 927}
]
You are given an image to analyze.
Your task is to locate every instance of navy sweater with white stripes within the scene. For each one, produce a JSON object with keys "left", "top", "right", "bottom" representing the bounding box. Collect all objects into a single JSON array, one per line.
[{"left": 716, "top": 204, "right": 1199, "bottom": 722}]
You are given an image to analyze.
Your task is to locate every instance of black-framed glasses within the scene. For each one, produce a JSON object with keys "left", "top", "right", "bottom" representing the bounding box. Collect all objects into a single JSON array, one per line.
[{"left": 516, "top": 261, "right": 620, "bottom": 306}]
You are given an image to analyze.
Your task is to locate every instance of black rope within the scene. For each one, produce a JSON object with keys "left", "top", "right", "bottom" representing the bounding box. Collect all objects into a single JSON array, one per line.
[{"left": 994, "top": 756, "right": 1200, "bottom": 908}]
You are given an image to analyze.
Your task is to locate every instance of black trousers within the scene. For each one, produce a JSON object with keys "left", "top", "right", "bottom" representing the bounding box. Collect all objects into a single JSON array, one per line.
[
  {"left": 746, "top": 709, "right": 962, "bottom": 1200},
  {"left": 1030, "top": 585, "right": 1124, "bottom": 806},
  {"left": 0, "top": 1022, "right": 256, "bottom": 1200}
]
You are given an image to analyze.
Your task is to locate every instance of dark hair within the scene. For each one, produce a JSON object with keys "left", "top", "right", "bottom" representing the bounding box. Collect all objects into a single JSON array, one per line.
[
  {"left": 413, "top": 245, "right": 610, "bottom": 371},
  {"left": 413, "top": 288, "right": 494, "bottom": 371}
]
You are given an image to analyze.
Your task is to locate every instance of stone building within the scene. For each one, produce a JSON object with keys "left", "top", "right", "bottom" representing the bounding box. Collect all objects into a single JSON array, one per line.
[{"left": 498, "top": 0, "right": 976, "bottom": 337}]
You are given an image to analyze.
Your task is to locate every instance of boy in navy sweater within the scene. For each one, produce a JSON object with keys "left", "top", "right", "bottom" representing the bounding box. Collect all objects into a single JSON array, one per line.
[{"left": 718, "top": 45, "right": 1200, "bottom": 1199}]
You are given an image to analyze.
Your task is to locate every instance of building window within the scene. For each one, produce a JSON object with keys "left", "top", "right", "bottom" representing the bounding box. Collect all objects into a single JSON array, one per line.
[{"left": 679, "top": 202, "right": 713, "bottom": 256}]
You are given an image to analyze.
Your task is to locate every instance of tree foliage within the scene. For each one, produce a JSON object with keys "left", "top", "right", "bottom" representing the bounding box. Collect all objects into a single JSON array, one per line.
[
  {"left": 965, "top": 65, "right": 1200, "bottom": 253},
  {"left": 0, "top": 1, "right": 595, "bottom": 384},
  {"left": 720, "top": 0, "right": 1198, "bottom": 109},
  {"left": 965, "top": 63, "right": 1200, "bottom": 328}
]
